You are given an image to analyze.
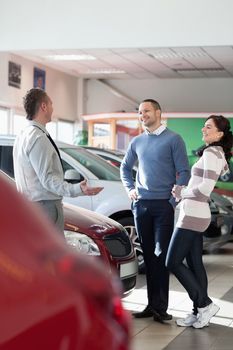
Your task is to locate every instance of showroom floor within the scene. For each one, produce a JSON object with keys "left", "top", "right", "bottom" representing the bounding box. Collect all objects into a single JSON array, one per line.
[{"left": 123, "top": 241, "right": 233, "bottom": 350}]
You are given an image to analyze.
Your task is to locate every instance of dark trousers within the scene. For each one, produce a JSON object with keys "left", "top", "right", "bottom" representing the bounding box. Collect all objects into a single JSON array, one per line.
[
  {"left": 132, "top": 199, "right": 174, "bottom": 312},
  {"left": 166, "top": 227, "right": 212, "bottom": 312}
]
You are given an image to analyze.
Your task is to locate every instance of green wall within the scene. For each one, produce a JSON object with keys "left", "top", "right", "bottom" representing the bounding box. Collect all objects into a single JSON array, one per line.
[{"left": 167, "top": 118, "right": 233, "bottom": 155}]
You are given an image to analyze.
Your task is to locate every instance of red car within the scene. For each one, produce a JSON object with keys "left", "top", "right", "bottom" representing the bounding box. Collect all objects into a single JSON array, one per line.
[
  {"left": 63, "top": 203, "right": 138, "bottom": 295},
  {"left": 0, "top": 174, "right": 131, "bottom": 350},
  {"left": 1, "top": 170, "right": 137, "bottom": 296}
]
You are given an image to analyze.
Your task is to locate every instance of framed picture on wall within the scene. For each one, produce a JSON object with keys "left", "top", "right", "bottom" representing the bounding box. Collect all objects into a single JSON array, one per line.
[
  {"left": 8, "top": 61, "right": 21, "bottom": 89},
  {"left": 33, "top": 67, "right": 46, "bottom": 90}
]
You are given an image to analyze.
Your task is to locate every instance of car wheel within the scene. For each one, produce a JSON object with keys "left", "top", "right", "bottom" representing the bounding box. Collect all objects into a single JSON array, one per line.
[{"left": 117, "top": 216, "right": 145, "bottom": 273}]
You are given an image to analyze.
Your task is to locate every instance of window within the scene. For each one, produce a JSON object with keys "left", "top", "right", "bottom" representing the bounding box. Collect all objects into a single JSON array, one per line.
[
  {"left": 47, "top": 121, "right": 57, "bottom": 139},
  {"left": 61, "top": 147, "right": 121, "bottom": 181},
  {"left": 0, "top": 108, "right": 9, "bottom": 134},
  {"left": 0, "top": 146, "right": 14, "bottom": 178},
  {"left": 57, "top": 120, "right": 74, "bottom": 144},
  {"left": 13, "top": 114, "right": 27, "bottom": 135}
]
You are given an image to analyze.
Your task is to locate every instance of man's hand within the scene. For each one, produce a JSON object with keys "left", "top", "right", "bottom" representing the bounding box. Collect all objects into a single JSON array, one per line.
[
  {"left": 129, "top": 188, "right": 138, "bottom": 201},
  {"left": 80, "top": 179, "right": 103, "bottom": 196}
]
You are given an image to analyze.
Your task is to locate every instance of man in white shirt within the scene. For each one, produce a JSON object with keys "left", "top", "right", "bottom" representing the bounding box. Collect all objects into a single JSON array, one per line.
[{"left": 13, "top": 88, "right": 103, "bottom": 234}]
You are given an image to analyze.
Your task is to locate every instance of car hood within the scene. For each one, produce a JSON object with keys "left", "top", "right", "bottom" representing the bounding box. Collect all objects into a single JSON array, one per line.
[{"left": 63, "top": 203, "right": 124, "bottom": 238}]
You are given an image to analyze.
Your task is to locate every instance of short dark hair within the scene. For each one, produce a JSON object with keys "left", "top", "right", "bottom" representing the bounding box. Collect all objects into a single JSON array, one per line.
[
  {"left": 23, "top": 88, "right": 49, "bottom": 120},
  {"left": 141, "top": 99, "right": 162, "bottom": 112}
]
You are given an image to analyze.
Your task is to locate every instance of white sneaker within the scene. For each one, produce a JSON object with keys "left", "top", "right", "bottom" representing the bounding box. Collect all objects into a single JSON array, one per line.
[
  {"left": 176, "top": 313, "right": 198, "bottom": 327},
  {"left": 192, "top": 303, "right": 220, "bottom": 329}
]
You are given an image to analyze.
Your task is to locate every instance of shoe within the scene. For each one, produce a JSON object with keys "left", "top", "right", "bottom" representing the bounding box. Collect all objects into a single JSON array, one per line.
[
  {"left": 132, "top": 305, "right": 153, "bottom": 318},
  {"left": 176, "top": 313, "right": 198, "bottom": 327},
  {"left": 153, "top": 311, "right": 173, "bottom": 323},
  {"left": 192, "top": 303, "right": 220, "bottom": 329}
]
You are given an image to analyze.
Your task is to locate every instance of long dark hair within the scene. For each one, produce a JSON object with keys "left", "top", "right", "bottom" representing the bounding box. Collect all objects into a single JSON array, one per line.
[{"left": 198, "top": 115, "right": 233, "bottom": 163}]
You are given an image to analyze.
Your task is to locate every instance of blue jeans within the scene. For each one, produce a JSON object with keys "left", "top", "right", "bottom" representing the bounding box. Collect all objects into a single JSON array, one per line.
[
  {"left": 132, "top": 199, "right": 174, "bottom": 312},
  {"left": 166, "top": 227, "right": 212, "bottom": 312}
]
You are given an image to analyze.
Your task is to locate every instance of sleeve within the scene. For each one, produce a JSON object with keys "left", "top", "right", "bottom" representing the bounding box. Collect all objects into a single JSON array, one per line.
[
  {"left": 173, "top": 135, "right": 190, "bottom": 186},
  {"left": 180, "top": 149, "right": 220, "bottom": 200},
  {"left": 28, "top": 135, "right": 83, "bottom": 197},
  {"left": 169, "top": 135, "right": 190, "bottom": 207},
  {"left": 120, "top": 141, "right": 137, "bottom": 193}
]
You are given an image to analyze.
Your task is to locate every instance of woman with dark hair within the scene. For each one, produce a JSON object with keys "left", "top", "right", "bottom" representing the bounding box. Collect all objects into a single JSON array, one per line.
[{"left": 166, "top": 115, "right": 233, "bottom": 329}]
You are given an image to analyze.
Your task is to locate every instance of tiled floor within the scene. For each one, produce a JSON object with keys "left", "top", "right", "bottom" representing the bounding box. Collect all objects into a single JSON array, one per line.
[{"left": 123, "top": 242, "right": 233, "bottom": 350}]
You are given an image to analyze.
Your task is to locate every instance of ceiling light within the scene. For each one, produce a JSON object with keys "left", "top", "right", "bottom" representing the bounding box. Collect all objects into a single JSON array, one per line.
[
  {"left": 45, "top": 54, "right": 96, "bottom": 61},
  {"left": 148, "top": 51, "right": 208, "bottom": 60},
  {"left": 87, "top": 69, "right": 126, "bottom": 74},
  {"left": 173, "top": 67, "right": 224, "bottom": 72}
]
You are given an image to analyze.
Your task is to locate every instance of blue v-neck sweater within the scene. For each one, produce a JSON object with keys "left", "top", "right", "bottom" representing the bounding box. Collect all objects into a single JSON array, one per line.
[{"left": 120, "top": 129, "right": 190, "bottom": 201}]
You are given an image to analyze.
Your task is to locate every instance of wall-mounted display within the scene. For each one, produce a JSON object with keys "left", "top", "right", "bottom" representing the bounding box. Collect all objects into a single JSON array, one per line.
[
  {"left": 8, "top": 61, "right": 21, "bottom": 89},
  {"left": 33, "top": 67, "right": 46, "bottom": 90}
]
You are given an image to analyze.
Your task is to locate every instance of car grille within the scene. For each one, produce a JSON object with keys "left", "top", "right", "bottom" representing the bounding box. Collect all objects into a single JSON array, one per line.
[{"left": 103, "top": 231, "right": 132, "bottom": 258}]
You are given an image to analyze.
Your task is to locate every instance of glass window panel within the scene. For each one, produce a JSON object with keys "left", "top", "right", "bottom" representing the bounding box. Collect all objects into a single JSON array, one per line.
[
  {"left": 0, "top": 108, "right": 9, "bottom": 134},
  {"left": 13, "top": 114, "right": 28, "bottom": 135},
  {"left": 47, "top": 121, "right": 57, "bottom": 139},
  {"left": 57, "top": 120, "right": 74, "bottom": 144}
]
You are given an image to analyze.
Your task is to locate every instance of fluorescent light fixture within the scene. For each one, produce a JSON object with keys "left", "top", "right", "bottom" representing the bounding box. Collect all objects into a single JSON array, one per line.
[
  {"left": 87, "top": 69, "right": 126, "bottom": 74},
  {"left": 173, "top": 67, "right": 224, "bottom": 72},
  {"left": 45, "top": 54, "right": 96, "bottom": 61},
  {"left": 148, "top": 51, "right": 208, "bottom": 60}
]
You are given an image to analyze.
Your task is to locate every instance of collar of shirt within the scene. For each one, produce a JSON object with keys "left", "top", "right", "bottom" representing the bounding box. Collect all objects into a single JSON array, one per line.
[
  {"left": 28, "top": 120, "right": 48, "bottom": 135},
  {"left": 145, "top": 124, "right": 166, "bottom": 135}
]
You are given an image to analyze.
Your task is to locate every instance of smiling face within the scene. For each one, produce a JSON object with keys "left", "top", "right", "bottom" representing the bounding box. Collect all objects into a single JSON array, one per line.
[
  {"left": 202, "top": 118, "right": 224, "bottom": 145},
  {"left": 138, "top": 102, "right": 161, "bottom": 132}
]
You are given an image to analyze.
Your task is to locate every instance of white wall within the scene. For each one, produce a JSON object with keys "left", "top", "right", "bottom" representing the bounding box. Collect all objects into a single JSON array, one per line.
[
  {"left": 86, "top": 77, "right": 233, "bottom": 114},
  {"left": 0, "top": 53, "right": 78, "bottom": 120},
  {"left": 0, "top": 0, "right": 233, "bottom": 50}
]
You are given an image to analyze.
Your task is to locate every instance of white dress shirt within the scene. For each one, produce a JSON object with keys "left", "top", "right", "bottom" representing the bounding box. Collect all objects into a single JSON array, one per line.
[{"left": 13, "top": 121, "right": 83, "bottom": 201}]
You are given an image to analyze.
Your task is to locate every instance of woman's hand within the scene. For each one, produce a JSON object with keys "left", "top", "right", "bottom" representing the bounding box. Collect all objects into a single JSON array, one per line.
[{"left": 171, "top": 185, "right": 184, "bottom": 201}]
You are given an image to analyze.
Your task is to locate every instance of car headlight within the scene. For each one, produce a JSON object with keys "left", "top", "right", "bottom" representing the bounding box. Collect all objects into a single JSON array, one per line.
[{"left": 64, "top": 230, "right": 101, "bottom": 256}]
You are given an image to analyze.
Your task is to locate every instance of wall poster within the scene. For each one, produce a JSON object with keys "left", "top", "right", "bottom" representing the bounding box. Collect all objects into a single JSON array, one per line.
[{"left": 8, "top": 61, "right": 21, "bottom": 89}]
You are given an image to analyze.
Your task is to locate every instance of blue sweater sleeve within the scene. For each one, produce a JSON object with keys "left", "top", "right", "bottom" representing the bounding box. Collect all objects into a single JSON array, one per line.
[
  {"left": 169, "top": 135, "right": 190, "bottom": 207},
  {"left": 120, "top": 140, "right": 137, "bottom": 192},
  {"left": 173, "top": 135, "right": 190, "bottom": 186}
]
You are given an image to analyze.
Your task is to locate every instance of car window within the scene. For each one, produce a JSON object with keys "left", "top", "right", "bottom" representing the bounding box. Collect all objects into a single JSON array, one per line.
[
  {"left": 100, "top": 155, "right": 121, "bottom": 168},
  {"left": 61, "top": 147, "right": 121, "bottom": 181},
  {"left": 0, "top": 145, "right": 14, "bottom": 178}
]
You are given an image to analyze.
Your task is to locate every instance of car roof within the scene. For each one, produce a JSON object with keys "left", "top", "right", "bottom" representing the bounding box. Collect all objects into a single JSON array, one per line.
[
  {"left": 0, "top": 134, "right": 83, "bottom": 150},
  {"left": 83, "top": 146, "right": 125, "bottom": 157}
]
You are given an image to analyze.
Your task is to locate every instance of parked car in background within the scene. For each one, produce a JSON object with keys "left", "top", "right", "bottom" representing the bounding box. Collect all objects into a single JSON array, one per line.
[
  {"left": 0, "top": 173, "right": 131, "bottom": 350},
  {"left": 0, "top": 136, "right": 132, "bottom": 225},
  {"left": 203, "top": 191, "right": 233, "bottom": 251},
  {"left": 1, "top": 170, "right": 137, "bottom": 296},
  {"left": 83, "top": 146, "right": 137, "bottom": 179},
  {"left": 83, "top": 146, "right": 125, "bottom": 167}
]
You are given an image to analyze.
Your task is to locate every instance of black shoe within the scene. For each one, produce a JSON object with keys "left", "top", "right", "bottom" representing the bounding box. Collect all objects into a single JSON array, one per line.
[
  {"left": 153, "top": 311, "right": 173, "bottom": 323},
  {"left": 132, "top": 305, "right": 154, "bottom": 318}
]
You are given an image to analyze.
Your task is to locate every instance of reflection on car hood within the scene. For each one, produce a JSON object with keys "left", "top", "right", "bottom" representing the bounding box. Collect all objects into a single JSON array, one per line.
[{"left": 64, "top": 203, "right": 123, "bottom": 237}]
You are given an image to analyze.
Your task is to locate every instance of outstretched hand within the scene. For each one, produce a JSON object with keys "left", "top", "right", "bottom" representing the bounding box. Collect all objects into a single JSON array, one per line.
[{"left": 80, "top": 179, "right": 103, "bottom": 196}]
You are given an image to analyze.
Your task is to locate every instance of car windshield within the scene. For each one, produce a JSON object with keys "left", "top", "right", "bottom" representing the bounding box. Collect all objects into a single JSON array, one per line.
[{"left": 61, "top": 147, "right": 121, "bottom": 181}]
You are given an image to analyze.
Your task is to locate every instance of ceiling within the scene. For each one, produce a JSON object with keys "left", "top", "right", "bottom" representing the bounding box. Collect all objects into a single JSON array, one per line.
[{"left": 13, "top": 46, "right": 233, "bottom": 80}]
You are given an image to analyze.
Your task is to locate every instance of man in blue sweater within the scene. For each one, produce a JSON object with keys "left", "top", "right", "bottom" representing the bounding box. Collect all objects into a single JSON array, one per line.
[{"left": 120, "top": 99, "right": 190, "bottom": 322}]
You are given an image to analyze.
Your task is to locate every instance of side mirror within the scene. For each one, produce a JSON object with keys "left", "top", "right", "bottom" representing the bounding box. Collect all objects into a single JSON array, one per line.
[{"left": 64, "top": 169, "right": 84, "bottom": 183}]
